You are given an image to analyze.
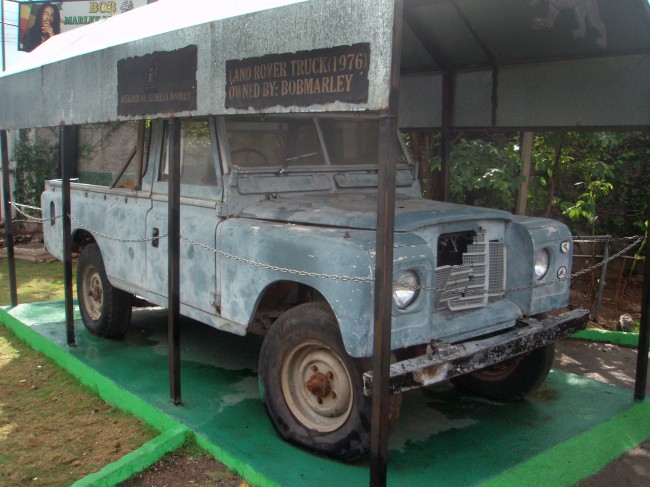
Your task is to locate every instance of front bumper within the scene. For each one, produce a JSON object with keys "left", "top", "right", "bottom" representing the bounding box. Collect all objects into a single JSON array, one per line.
[{"left": 363, "top": 308, "right": 589, "bottom": 395}]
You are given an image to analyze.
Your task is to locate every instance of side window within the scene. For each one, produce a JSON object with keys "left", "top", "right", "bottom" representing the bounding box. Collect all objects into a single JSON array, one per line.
[
  {"left": 75, "top": 121, "right": 149, "bottom": 188},
  {"left": 159, "top": 118, "right": 217, "bottom": 186}
]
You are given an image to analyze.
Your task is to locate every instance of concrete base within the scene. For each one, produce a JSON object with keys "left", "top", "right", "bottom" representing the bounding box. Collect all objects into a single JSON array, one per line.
[
  {"left": 0, "top": 244, "right": 56, "bottom": 262},
  {"left": 2, "top": 302, "right": 649, "bottom": 486}
]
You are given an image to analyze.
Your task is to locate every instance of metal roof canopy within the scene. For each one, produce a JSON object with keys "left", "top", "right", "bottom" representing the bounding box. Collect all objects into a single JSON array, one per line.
[
  {"left": 1, "top": 0, "right": 649, "bottom": 485},
  {"left": 0, "top": 0, "right": 396, "bottom": 128},
  {"left": 0, "top": 0, "right": 649, "bottom": 129},
  {"left": 399, "top": 0, "right": 650, "bottom": 130}
]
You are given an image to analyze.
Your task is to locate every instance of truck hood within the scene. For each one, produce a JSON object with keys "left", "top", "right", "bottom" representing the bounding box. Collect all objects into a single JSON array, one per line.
[{"left": 240, "top": 193, "right": 512, "bottom": 231}]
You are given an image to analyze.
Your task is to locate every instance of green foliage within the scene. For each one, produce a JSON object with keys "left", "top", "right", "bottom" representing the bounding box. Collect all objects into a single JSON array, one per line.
[
  {"left": 447, "top": 134, "right": 524, "bottom": 211},
  {"left": 528, "top": 131, "right": 650, "bottom": 236},
  {"left": 416, "top": 130, "right": 650, "bottom": 237},
  {"left": 561, "top": 178, "right": 613, "bottom": 232},
  {"left": 11, "top": 130, "right": 59, "bottom": 207}
]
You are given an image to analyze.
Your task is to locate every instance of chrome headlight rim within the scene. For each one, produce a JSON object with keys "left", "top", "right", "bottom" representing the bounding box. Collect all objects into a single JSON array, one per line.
[
  {"left": 534, "top": 248, "right": 550, "bottom": 280},
  {"left": 393, "top": 270, "right": 420, "bottom": 310}
]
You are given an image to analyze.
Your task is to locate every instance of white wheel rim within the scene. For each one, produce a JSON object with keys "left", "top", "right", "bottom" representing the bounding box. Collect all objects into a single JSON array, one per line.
[
  {"left": 281, "top": 340, "right": 354, "bottom": 433},
  {"left": 82, "top": 265, "right": 103, "bottom": 321}
]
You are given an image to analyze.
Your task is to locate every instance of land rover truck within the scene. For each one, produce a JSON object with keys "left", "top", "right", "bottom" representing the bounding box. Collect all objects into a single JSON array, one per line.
[{"left": 42, "top": 115, "right": 589, "bottom": 460}]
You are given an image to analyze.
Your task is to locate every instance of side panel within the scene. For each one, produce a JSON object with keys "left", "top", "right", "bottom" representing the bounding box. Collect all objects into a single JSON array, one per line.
[
  {"left": 145, "top": 117, "right": 223, "bottom": 315},
  {"left": 145, "top": 197, "right": 219, "bottom": 315},
  {"left": 42, "top": 183, "right": 152, "bottom": 292},
  {"left": 217, "top": 219, "right": 378, "bottom": 356},
  {"left": 505, "top": 216, "right": 573, "bottom": 315}
]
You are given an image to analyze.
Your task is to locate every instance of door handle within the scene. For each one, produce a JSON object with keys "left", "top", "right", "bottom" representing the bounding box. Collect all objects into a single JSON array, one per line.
[{"left": 152, "top": 228, "right": 160, "bottom": 248}]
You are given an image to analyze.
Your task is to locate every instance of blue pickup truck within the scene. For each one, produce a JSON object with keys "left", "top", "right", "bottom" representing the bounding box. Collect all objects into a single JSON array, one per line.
[{"left": 42, "top": 114, "right": 588, "bottom": 460}]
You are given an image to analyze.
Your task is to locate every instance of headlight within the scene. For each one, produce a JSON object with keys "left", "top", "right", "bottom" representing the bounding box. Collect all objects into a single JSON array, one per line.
[
  {"left": 393, "top": 271, "right": 420, "bottom": 309},
  {"left": 534, "top": 249, "right": 549, "bottom": 279}
]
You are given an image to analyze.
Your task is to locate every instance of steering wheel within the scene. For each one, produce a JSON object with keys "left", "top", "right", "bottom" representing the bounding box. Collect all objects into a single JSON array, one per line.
[{"left": 230, "top": 148, "right": 269, "bottom": 165}]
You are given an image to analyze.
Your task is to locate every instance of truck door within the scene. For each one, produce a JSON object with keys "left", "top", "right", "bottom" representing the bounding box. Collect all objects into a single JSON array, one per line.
[{"left": 145, "top": 118, "right": 223, "bottom": 316}]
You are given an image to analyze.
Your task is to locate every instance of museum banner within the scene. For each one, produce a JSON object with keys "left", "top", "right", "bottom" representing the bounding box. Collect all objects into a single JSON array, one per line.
[{"left": 18, "top": 1, "right": 149, "bottom": 52}]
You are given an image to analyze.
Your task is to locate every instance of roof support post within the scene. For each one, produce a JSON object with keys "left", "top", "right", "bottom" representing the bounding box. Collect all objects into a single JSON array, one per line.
[
  {"left": 1, "top": 129, "right": 17, "bottom": 307},
  {"left": 370, "top": 1, "right": 403, "bottom": 485},
  {"left": 167, "top": 118, "right": 182, "bottom": 406},
  {"left": 1, "top": 0, "right": 5, "bottom": 72},
  {"left": 634, "top": 203, "right": 650, "bottom": 399},
  {"left": 516, "top": 132, "right": 534, "bottom": 215},
  {"left": 438, "top": 72, "right": 453, "bottom": 202},
  {"left": 60, "top": 125, "right": 77, "bottom": 346}
]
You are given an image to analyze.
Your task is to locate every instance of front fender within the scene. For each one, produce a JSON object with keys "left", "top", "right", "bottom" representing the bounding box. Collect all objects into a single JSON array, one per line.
[
  {"left": 217, "top": 219, "right": 377, "bottom": 356},
  {"left": 505, "top": 216, "right": 573, "bottom": 315}
]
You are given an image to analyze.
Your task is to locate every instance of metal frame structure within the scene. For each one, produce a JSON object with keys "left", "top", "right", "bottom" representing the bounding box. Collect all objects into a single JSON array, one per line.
[{"left": 1, "top": 1, "right": 649, "bottom": 485}]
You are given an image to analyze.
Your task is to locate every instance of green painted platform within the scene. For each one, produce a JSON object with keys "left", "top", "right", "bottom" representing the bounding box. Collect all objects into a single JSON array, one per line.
[{"left": 2, "top": 301, "right": 650, "bottom": 486}]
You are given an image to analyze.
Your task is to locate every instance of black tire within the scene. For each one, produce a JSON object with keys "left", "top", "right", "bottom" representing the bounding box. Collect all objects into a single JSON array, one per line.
[
  {"left": 451, "top": 344, "right": 555, "bottom": 401},
  {"left": 258, "top": 302, "right": 401, "bottom": 461},
  {"left": 77, "top": 243, "right": 133, "bottom": 338}
]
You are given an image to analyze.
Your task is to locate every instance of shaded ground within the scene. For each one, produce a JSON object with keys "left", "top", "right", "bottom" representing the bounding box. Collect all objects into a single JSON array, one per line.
[
  {"left": 554, "top": 341, "right": 650, "bottom": 486},
  {"left": 118, "top": 338, "right": 650, "bottom": 487},
  {"left": 570, "top": 256, "right": 643, "bottom": 330},
  {"left": 124, "top": 265, "right": 650, "bottom": 486},
  {"left": 120, "top": 444, "right": 246, "bottom": 487}
]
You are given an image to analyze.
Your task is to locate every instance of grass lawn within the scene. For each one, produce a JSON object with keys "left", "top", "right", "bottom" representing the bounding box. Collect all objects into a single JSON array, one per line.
[
  {"left": 0, "top": 323, "right": 157, "bottom": 485},
  {"left": 0, "top": 258, "right": 160, "bottom": 485},
  {"left": 0, "top": 259, "right": 76, "bottom": 305}
]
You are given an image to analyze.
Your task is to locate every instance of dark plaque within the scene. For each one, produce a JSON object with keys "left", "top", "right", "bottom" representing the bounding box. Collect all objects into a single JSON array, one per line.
[
  {"left": 225, "top": 43, "right": 370, "bottom": 109},
  {"left": 118, "top": 45, "right": 198, "bottom": 116}
]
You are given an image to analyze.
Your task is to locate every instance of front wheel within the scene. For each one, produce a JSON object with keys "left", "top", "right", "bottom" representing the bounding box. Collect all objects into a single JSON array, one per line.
[
  {"left": 451, "top": 344, "right": 555, "bottom": 401},
  {"left": 77, "top": 243, "right": 133, "bottom": 338},
  {"left": 258, "top": 302, "right": 400, "bottom": 461}
]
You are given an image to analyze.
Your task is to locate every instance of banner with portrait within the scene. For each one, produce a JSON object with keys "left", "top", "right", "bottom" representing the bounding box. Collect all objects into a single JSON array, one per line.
[{"left": 18, "top": 1, "right": 149, "bottom": 52}]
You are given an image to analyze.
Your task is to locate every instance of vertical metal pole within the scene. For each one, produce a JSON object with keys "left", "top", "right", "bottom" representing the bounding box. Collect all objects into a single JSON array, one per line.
[
  {"left": 1, "top": 0, "right": 6, "bottom": 72},
  {"left": 60, "top": 126, "right": 75, "bottom": 346},
  {"left": 516, "top": 132, "right": 533, "bottom": 215},
  {"left": 438, "top": 73, "right": 453, "bottom": 202},
  {"left": 168, "top": 118, "right": 182, "bottom": 405},
  {"left": 634, "top": 209, "right": 650, "bottom": 399},
  {"left": 134, "top": 120, "right": 146, "bottom": 189},
  {"left": 593, "top": 238, "right": 609, "bottom": 323},
  {"left": 370, "top": 1, "right": 403, "bottom": 485},
  {"left": 1, "top": 129, "right": 17, "bottom": 307}
]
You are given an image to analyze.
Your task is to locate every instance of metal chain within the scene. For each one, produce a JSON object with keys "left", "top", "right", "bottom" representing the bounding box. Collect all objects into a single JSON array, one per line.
[
  {"left": 570, "top": 237, "right": 644, "bottom": 279},
  {"left": 10, "top": 201, "right": 64, "bottom": 223},
  {"left": 181, "top": 234, "right": 643, "bottom": 294},
  {"left": 7, "top": 199, "right": 644, "bottom": 294},
  {"left": 180, "top": 235, "right": 373, "bottom": 283},
  {"left": 69, "top": 214, "right": 169, "bottom": 244},
  {"left": 408, "top": 236, "right": 644, "bottom": 294}
]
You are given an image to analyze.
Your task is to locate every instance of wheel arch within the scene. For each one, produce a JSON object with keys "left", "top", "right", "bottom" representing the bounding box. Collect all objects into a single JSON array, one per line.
[
  {"left": 251, "top": 278, "right": 370, "bottom": 358},
  {"left": 72, "top": 229, "right": 97, "bottom": 253}
]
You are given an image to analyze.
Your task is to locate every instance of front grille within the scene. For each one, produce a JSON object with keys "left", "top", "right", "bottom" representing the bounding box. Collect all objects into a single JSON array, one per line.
[{"left": 435, "top": 232, "right": 505, "bottom": 311}]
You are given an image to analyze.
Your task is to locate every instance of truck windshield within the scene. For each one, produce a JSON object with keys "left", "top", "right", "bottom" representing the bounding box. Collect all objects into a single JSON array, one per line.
[{"left": 225, "top": 116, "right": 407, "bottom": 170}]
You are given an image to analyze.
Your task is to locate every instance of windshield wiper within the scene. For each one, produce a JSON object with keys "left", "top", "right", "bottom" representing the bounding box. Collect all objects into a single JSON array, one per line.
[{"left": 278, "top": 152, "right": 318, "bottom": 174}]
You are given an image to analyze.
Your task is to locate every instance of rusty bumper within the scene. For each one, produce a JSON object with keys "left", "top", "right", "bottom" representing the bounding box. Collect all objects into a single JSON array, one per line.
[{"left": 362, "top": 308, "right": 590, "bottom": 396}]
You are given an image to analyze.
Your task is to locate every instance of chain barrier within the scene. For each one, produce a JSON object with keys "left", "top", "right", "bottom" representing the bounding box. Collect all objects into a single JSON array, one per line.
[
  {"left": 6, "top": 200, "right": 644, "bottom": 294},
  {"left": 10, "top": 201, "right": 65, "bottom": 223},
  {"left": 69, "top": 214, "right": 169, "bottom": 244},
  {"left": 180, "top": 235, "right": 373, "bottom": 283},
  {"left": 180, "top": 234, "right": 643, "bottom": 295}
]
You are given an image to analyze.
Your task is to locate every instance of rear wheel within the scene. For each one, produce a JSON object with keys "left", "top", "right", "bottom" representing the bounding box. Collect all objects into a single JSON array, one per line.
[
  {"left": 77, "top": 243, "right": 133, "bottom": 338},
  {"left": 258, "top": 302, "right": 401, "bottom": 461},
  {"left": 451, "top": 344, "right": 555, "bottom": 401}
]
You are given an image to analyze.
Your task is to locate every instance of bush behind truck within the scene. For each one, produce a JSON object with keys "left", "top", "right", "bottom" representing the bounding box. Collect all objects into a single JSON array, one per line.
[{"left": 42, "top": 115, "right": 588, "bottom": 460}]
